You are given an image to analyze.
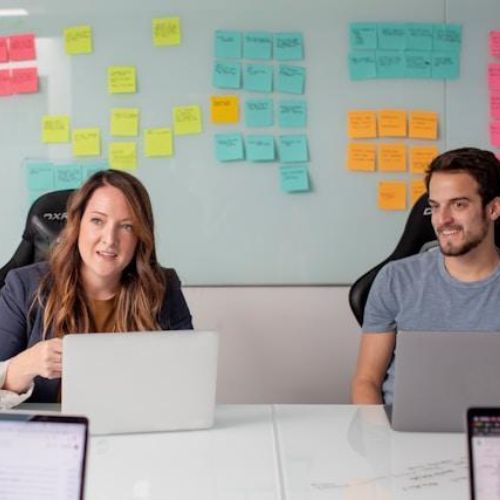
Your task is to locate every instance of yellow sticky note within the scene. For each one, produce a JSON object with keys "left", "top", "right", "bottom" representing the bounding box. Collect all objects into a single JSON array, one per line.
[
  {"left": 108, "top": 142, "right": 137, "bottom": 170},
  {"left": 378, "top": 181, "right": 407, "bottom": 211},
  {"left": 173, "top": 105, "right": 202, "bottom": 135},
  {"left": 378, "top": 109, "right": 407, "bottom": 137},
  {"left": 410, "top": 179, "right": 426, "bottom": 206},
  {"left": 210, "top": 95, "right": 239, "bottom": 124},
  {"left": 378, "top": 143, "right": 407, "bottom": 172},
  {"left": 153, "top": 17, "right": 181, "bottom": 46},
  {"left": 110, "top": 108, "right": 139, "bottom": 137},
  {"left": 409, "top": 111, "right": 438, "bottom": 140},
  {"left": 108, "top": 66, "right": 136, "bottom": 94},
  {"left": 42, "top": 115, "right": 70, "bottom": 143},
  {"left": 64, "top": 25, "right": 92, "bottom": 55},
  {"left": 144, "top": 128, "right": 173, "bottom": 157},
  {"left": 347, "top": 110, "right": 377, "bottom": 138},
  {"left": 347, "top": 143, "right": 376, "bottom": 171},
  {"left": 410, "top": 145, "right": 439, "bottom": 174},
  {"left": 72, "top": 128, "right": 100, "bottom": 156}
]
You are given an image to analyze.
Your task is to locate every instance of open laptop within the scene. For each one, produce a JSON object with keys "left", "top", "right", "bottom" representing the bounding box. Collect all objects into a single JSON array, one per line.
[
  {"left": 0, "top": 412, "right": 88, "bottom": 500},
  {"left": 390, "top": 331, "right": 500, "bottom": 432},
  {"left": 62, "top": 330, "right": 219, "bottom": 435}
]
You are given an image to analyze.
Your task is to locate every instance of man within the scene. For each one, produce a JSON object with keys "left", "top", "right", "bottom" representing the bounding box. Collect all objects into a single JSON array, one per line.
[{"left": 351, "top": 147, "right": 500, "bottom": 404}]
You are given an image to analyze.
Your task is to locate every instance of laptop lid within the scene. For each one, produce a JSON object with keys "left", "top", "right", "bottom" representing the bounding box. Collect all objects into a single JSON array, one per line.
[
  {"left": 0, "top": 413, "right": 88, "bottom": 500},
  {"left": 62, "top": 330, "right": 218, "bottom": 435},
  {"left": 391, "top": 331, "right": 500, "bottom": 432}
]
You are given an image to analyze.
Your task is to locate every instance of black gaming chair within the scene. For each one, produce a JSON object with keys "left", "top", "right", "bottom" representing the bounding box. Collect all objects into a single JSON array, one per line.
[{"left": 0, "top": 190, "right": 74, "bottom": 289}]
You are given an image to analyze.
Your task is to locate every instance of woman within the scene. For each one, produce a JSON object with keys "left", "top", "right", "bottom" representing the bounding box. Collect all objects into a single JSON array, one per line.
[{"left": 0, "top": 169, "right": 192, "bottom": 405}]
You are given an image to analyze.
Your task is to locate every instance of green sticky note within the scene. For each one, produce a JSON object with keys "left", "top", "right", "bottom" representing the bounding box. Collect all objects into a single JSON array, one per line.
[
  {"left": 215, "top": 133, "right": 244, "bottom": 162},
  {"left": 243, "top": 64, "right": 273, "bottom": 92},
  {"left": 26, "top": 161, "right": 54, "bottom": 191},
  {"left": 213, "top": 61, "right": 241, "bottom": 89},
  {"left": 376, "top": 51, "right": 405, "bottom": 78},
  {"left": 276, "top": 65, "right": 305, "bottom": 94},
  {"left": 243, "top": 31, "right": 273, "bottom": 59},
  {"left": 279, "top": 164, "right": 310, "bottom": 193},
  {"left": 405, "top": 51, "right": 432, "bottom": 78},
  {"left": 246, "top": 135, "right": 275, "bottom": 162},
  {"left": 406, "top": 23, "right": 434, "bottom": 51},
  {"left": 244, "top": 98, "right": 273, "bottom": 127},
  {"left": 54, "top": 163, "right": 83, "bottom": 189},
  {"left": 350, "top": 23, "right": 377, "bottom": 50},
  {"left": 83, "top": 161, "right": 108, "bottom": 180},
  {"left": 278, "top": 135, "right": 308, "bottom": 163},
  {"left": 278, "top": 100, "right": 307, "bottom": 128},
  {"left": 431, "top": 51, "right": 460, "bottom": 79},
  {"left": 433, "top": 24, "right": 462, "bottom": 52},
  {"left": 214, "top": 30, "right": 242, "bottom": 59},
  {"left": 377, "top": 23, "right": 407, "bottom": 50},
  {"left": 274, "top": 32, "right": 304, "bottom": 61},
  {"left": 349, "top": 52, "right": 376, "bottom": 80}
]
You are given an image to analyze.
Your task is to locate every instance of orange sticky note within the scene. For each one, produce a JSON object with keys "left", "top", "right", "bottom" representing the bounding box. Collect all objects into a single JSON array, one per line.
[
  {"left": 378, "top": 109, "right": 407, "bottom": 137},
  {"left": 409, "top": 111, "right": 438, "bottom": 139},
  {"left": 347, "top": 143, "right": 376, "bottom": 171},
  {"left": 347, "top": 110, "right": 377, "bottom": 139},
  {"left": 378, "top": 143, "right": 407, "bottom": 172},
  {"left": 409, "top": 145, "right": 439, "bottom": 174},
  {"left": 378, "top": 181, "right": 407, "bottom": 211},
  {"left": 210, "top": 95, "right": 239, "bottom": 124},
  {"left": 410, "top": 179, "right": 426, "bottom": 206}
]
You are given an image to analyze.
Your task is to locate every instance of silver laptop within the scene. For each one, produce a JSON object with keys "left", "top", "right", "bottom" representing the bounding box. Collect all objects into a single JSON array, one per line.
[
  {"left": 62, "top": 331, "right": 218, "bottom": 435},
  {"left": 391, "top": 331, "right": 500, "bottom": 432}
]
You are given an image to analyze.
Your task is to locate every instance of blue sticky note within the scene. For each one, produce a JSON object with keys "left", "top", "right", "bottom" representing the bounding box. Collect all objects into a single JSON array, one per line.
[
  {"left": 376, "top": 51, "right": 405, "bottom": 78},
  {"left": 243, "top": 32, "right": 273, "bottom": 60},
  {"left": 274, "top": 32, "right": 304, "bottom": 61},
  {"left": 404, "top": 51, "right": 432, "bottom": 78},
  {"left": 83, "top": 160, "right": 108, "bottom": 180},
  {"left": 215, "top": 133, "right": 244, "bottom": 162},
  {"left": 214, "top": 30, "right": 242, "bottom": 59},
  {"left": 276, "top": 65, "right": 305, "bottom": 94},
  {"left": 406, "top": 23, "right": 434, "bottom": 51},
  {"left": 279, "top": 164, "right": 310, "bottom": 193},
  {"left": 213, "top": 61, "right": 241, "bottom": 89},
  {"left": 433, "top": 24, "right": 462, "bottom": 52},
  {"left": 349, "top": 23, "right": 378, "bottom": 50},
  {"left": 349, "top": 52, "right": 377, "bottom": 80},
  {"left": 246, "top": 135, "right": 275, "bottom": 162},
  {"left": 26, "top": 162, "right": 54, "bottom": 191},
  {"left": 431, "top": 51, "right": 460, "bottom": 80},
  {"left": 244, "top": 99, "right": 273, "bottom": 127},
  {"left": 278, "top": 135, "right": 308, "bottom": 163},
  {"left": 54, "top": 164, "right": 83, "bottom": 190},
  {"left": 278, "top": 100, "right": 307, "bottom": 128},
  {"left": 377, "top": 23, "right": 407, "bottom": 50},
  {"left": 243, "top": 64, "right": 273, "bottom": 92}
]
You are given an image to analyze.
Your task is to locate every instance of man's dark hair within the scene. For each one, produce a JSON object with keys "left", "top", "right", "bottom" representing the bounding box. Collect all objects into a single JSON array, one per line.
[{"left": 425, "top": 147, "right": 500, "bottom": 206}]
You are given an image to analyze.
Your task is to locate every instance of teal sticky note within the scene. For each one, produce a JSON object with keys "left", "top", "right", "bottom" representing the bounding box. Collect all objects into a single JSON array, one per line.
[
  {"left": 279, "top": 164, "right": 310, "bottom": 193},
  {"left": 83, "top": 160, "right": 108, "bottom": 180},
  {"left": 246, "top": 135, "right": 275, "bottom": 162},
  {"left": 214, "top": 31, "right": 242, "bottom": 59},
  {"left": 349, "top": 52, "right": 377, "bottom": 80},
  {"left": 377, "top": 23, "right": 407, "bottom": 50},
  {"left": 215, "top": 133, "right": 244, "bottom": 162},
  {"left": 276, "top": 65, "right": 305, "bottom": 94},
  {"left": 274, "top": 32, "right": 304, "bottom": 61},
  {"left": 244, "top": 99, "right": 273, "bottom": 127},
  {"left": 431, "top": 51, "right": 460, "bottom": 79},
  {"left": 29, "top": 190, "right": 50, "bottom": 205},
  {"left": 278, "top": 100, "right": 307, "bottom": 128},
  {"left": 433, "top": 24, "right": 462, "bottom": 52},
  {"left": 376, "top": 51, "right": 405, "bottom": 78},
  {"left": 349, "top": 23, "right": 377, "bottom": 50},
  {"left": 54, "top": 164, "right": 83, "bottom": 189},
  {"left": 406, "top": 23, "right": 434, "bottom": 51},
  {"left": 213, "top": 61, "right": 241, "bottom": 89},
  {"left": 243, "top": 64, "right": 273, "bottom": 92},
  {"left": 243, "top": 32, "right": 273, "bottom": 60},
  {"left": 26, "top": 162, "right": 54, "bottom": 191},
  {"left": 404, "top": 51, "right": 432, "bottom": 78},
  {"left": 278, "top": 135, "right": 308, "bottom": 163}
]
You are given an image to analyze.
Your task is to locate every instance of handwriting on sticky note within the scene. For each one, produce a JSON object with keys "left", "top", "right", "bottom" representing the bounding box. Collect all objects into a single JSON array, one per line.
[
  {"left": 210, "top": 95, "right": 239, "bottom": 124},
  {"left": 214, "top": 30, "right": 242, "bottom": 59},
  {"left": 0, "top": 70, "right": 12, "bottom": 96},
  {"left": 409, "top": 111, "right": 438, "bottom": 139},
  {"left": 278, "top": 135, "right": 308, "bottom": 163},
  {"left": 108, "top": 66, "right": 136, "bottom": 94},
  {"left": 144, "top": 128, "right": 173, "bottom": 157},
  {"left": 27, "top": 162, "right": 54, "bottom": 191},
  {"left": 246, "top": 135, "right": 275, "bottom": 162},
  {"left": 153, "top": 17, "right": 181, "bottom": 46},
  {"left": 347, "top": 111, "right": 377, "bottom": 139},
  {"left": 72, "top": 128, "right": 100, "bottom": 156},
  {"left": 410, "top": 179, "right": 426, "bottom": 205},
  {"left": 378, "top": 143, "right": 407, "bottom": 172},
  {"left": 378, "top": 109, "right": 407, "bottom": 137},
  {"left": 42, "top": 115, "right": 70, "bottom": 143},
  {"left": 488, "top": 63, "right": 500, "bottom": 91},
  {"left": 280, "top": 165, "right": 310, "bottom": 193},
  {"left": 274, "top": 32, "right": 304, "bottom": 61},
  {"left": 64, "top": 25, "right": 92, "bottom": 55},
  {"left": 9, "top": 33, "right": 36, "bottom": 61},
  {"left": 346, "top": 143, "right": 376, "bottom": 171},
  {"left": 173, "top": 105, "right": 202, "bottom": 135},
  {"left": 278, "top": 100, "right": 307, "bottom": 128},
  {"left": 490, "top": 122, "right": 500, "bottom": 147},
  {"left": 410, "top": 145, "right": 438, "bottom": 173},
  {"left": 54, "top": 164, "right": 83, "bottom": 190},
  {"left": 0, "top": 37, "right": 8, "bottom": 62},
  {"left": 110, "top": 108, "right": 139, "bottom": 137},
  {"left": 213, "top": 61, "right": 241, "bottom": 89},
  {"left": 215, "top": 134, "right": 244, "bottom": 162},
  {"left": 11, "top": 67, "right": 38, "bottom": 94},
  {"left": 109, "top": 143, "right": 137, "bottom": 170},
  {"left": 378, "top": 181, "right": 406, "bottom": 210},
  {"left": 243, "top": 32, "right": 273, "bottom": 60},
  {"left": 490, "top": 31, "right": 500, "bottom": 58},
  {"left": 244, "top": 98, "right": 273, "bottom": 127}
]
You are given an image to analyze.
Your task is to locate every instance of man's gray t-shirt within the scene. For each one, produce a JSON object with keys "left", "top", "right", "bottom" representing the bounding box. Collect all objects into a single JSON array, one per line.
[{"left": 362, "top": 247, "right": 500, "bottom": 404}]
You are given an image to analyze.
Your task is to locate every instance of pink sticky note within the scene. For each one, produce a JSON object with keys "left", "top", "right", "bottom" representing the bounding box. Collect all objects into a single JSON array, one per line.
[
  {"left": 490, "top": 121, "right": 500, "bottom": 147},
  {"left": 0, "top": 37, "right": 8, "bottom": 62},
  {"left": 0, "top": 70, "right": 12, "bottom": 96},
  {"left": 11, "top": 67, "right": 38, "bottom": 94},
  {"left": 488, "top": 63, "right": 500, "bottom": 91},
  {"left": 9, "top": 33, "right": 36, "bottom": 61},
  {"left": 490, "top": 92, "right": 500, "bottom": 120},
  {"left": 490, "top": 31, "right": 500, "bottom": 58}
]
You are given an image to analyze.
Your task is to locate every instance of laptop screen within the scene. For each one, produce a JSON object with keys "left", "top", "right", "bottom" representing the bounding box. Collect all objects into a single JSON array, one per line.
[{"left": 0, "top": 413, "right": 88, "bottom": 500}]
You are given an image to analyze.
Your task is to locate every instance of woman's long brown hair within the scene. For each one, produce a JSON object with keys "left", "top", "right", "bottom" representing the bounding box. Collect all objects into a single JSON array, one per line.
[{"left": 36, "top": 170, "right": 166, "bottom": 338}]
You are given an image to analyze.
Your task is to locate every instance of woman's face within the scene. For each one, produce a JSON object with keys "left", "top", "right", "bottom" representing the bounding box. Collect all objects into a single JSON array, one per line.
[{"left": 78, "top": 185, "right": 138, "bottom": 296}]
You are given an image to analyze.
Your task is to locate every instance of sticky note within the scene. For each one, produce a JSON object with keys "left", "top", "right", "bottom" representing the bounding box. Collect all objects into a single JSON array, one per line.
[
  {"left": 246, "top": 135, "right": 275, "bottom": 162},
  {"left": 109, "top": 142, "right": 137, "bottom": 170},
  {"left": 431, "top": 52, "right": 460, "bottom": 80},
  {"left": 27, "top": 162, "right": 54, "bottom": 191},
  {"left": 214, "top": 30, "right": 241, "bottom": 59},
  {"left": 490, "top": 92, "right": 500, "bottom": 120},
  {"left": 276, "top": 65, "right": 305, "bottom": 94},
  {"left": 279, "top": 165, "right": 310, "bottom": 193},
  {"left": 488, "top": 63, "right": 500, "bottom": 91},
  {"left": 243, "top": 64, "right": 273, "bottom": 92},
  {"left": 377, "top": 23, "right": 407, "bottom": 50},
  {"left": 210, "top": 95, "right": 239, "bottom": 124},
  {"left": 410, "top": 179, "right": 426, "bottom": 205},
  {"left": 243, "top": 32, "right": 273, "bottom": 60},
  {"left": 490, "top": 122, "right": 500, "bottom": 147},
  {"left": 278, "top": 135, "right": 308, "bottom": 163},
  {"left": 64, "top": 25, "right": 92, "bottom": 55},
  {"left": 278, "top": 100, "right": 307, "bottom": 128},
  {"left": 0, "top": 37, "right": 8, "bottom": 62},
  {"left": 376, "top": 51, "right": 405, "bottom": 79},
  {"left": 409, "top": 111, "right": 438, "bottom": 140},
  {"left": 9, "top": 33, "right": 36, "bottom": 61},
  {"left": 348, "top": 52, "right": 377, "bottom": 80},
  {"left": 347, "top": 110, "right": 377, "bottom": 139},
  {"left": 378, "top": 143, "right": 407, "bottom": 172},
  {"left": 244, "top": 99, "right": 273, "bottom": 127},
  {"left": 54, "top": 164, "right": 83, "bottom": 189},
  {"left": 214, "top": 133, "right": 244, "bottom": 162},
  {"left": 406, "top": 23, "right": 434, "bottom": 51},
  {"left": 378, "top": 109, "right": 406, "bottom": 137},
  {"left": 349, "top": 23, "right": 377, "bottom": 50},
  {"left": 274, "top": 32, "right": 304, "bottom": 61},
  {"left": 110, "top": 108, "right": 139, "bottom": 136},
  {"left": 213, "top": 61, "right": 241, "bottom": 89},
  {"left": 433, "top": 24, "right": 462, "bottom": 52},
  {"left": 409, "top": 145, "right": 439, "bottom": 174},
  {"left": 83, "top": 161, "right": 108, "bottom": 180},
  {"left": 11, "top": 67, "right": 38, "bottom": 94},
  {"left": 173, "top": 105, "right": 202, "bottom": 135},
  {"left": 152, "top": 17, "right": 181, "bottom": 46},
  {"left": 108, "top": 66, "right": 136, "bottom": 94},
  {"left": 378, "top": 181, "right": 407, "bottom": 210},
  {"left": 72, "top": 128, "right": 100, "bottom": 156},
  {"left": 404, "top": 51, "right": 432, "bottom": 78},
  {"left": 144, "top": 128, "right": 173, "bottom": 157},
  {"left": 42, "top": 115, "right": 70, "bottom": 143},
  {"left": 346, "top": 143, "right": 376, "bottom": 172},
  {"left": 0, "top": 70, "right": 12, "bottom": 96},
  {"left": 489, "top": 31, "right": 500, "bottom": 58}
]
